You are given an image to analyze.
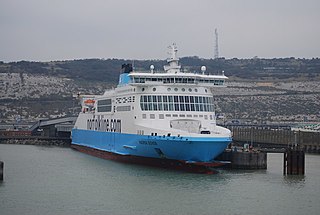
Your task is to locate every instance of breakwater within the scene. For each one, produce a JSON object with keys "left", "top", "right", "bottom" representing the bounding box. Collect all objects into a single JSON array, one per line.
[{"left": 0, "top": 137, "right": 70, "bottom": 146}]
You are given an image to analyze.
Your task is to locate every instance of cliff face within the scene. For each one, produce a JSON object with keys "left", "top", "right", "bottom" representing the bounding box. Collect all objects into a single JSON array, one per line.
[{"left": 0, "top": 73, "right": 75, "bottom": 100}]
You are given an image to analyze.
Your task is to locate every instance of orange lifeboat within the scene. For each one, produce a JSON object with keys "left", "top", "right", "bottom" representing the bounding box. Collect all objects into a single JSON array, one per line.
[{"left": 84, "top": 99, "right": 95, "bottom": 105}]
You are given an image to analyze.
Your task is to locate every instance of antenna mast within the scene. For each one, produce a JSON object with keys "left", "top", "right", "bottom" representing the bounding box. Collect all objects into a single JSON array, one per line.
[{"left": 214, "top": 28, "right": 219, "bottom": 59}]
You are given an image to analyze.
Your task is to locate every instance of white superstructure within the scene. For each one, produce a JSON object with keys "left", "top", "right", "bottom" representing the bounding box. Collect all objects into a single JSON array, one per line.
[{"left": 74, "top": 44, "right": 230, "bottom": 139}]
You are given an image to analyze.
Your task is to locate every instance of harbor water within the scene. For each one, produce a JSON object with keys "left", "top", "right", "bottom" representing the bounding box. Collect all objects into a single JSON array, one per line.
[{"left": 0, "top": 144, "right": 319, "bottom": 215}]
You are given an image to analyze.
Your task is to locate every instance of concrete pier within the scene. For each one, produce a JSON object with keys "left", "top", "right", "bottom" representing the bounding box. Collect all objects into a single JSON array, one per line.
[
  {"left": 217, "top": 150, "right": 267, "bottom": 169},
  {"left": 0, "top": 161, "right": 3, "bottom": 181},
  {"left": 231, "top": 151, "right": 267, "bottom": 169}
]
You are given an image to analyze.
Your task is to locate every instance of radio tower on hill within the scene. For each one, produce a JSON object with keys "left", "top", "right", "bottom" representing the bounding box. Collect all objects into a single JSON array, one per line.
[{"left": 214, "top": 28, "right": 219, "bottom": 59}]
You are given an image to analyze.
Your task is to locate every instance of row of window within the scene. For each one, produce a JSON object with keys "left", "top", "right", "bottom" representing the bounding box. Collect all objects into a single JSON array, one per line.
[
  {"left": 97, "top": 99, "right": 112, "bottom": 112},
  {"left": 96, "top": 95, "right": 215, "bottom": 113},
  {"left": 97, "top": 106, "right": 112, "bottom": 112},
  {"left": 140, "top": 95, "right": 214, "bottom": 112},
  {"left": 116, "top": 105, "right": 131, "bottom": 112},
  {"left": 142, "top": 87, "right": 206, "bottom": 93},
  {"left": 132, "top": 77, "right": 224, "bottom": 85},
  {"left": 142, "top": 113, "right": 214, "bottom": 120}
]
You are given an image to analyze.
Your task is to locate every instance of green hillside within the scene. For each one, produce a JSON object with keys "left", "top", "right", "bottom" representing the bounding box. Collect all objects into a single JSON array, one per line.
[{"left": 1, "top": 57, "right": 320, "bottom": 83}]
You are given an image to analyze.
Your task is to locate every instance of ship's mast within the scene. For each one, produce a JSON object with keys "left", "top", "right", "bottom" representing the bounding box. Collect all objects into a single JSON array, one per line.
[{"left": 164, "top": 43, "right": 181, "bottom": 73}]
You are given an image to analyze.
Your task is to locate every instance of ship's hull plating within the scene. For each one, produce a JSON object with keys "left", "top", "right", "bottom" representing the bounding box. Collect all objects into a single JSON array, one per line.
[
  {"left": 71, "top": 144, "right": 226, "bottom": 174},
  {"left": 71, "top": 129, "right": 231, "bottom": 169}
]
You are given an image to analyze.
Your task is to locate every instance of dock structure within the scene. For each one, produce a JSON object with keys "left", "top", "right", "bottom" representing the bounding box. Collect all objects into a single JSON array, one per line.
[
  {"left": 283, "top": 148, "right": 305, "bottom": 175},
  {"left": 0, "top": 161, "right": 3, "bottom": 181},
  {"left": 229, "top": 126, "right": 320, "bottom": 153},
  {"left": 216, "top": 150, "right": 267, "bottom": 169},
  {"left": 0, "top": 117, "right": 76, "bottom": 146},
  {"left": 231, "top": 151, "right": 267, "bottom": 169},
  {"left": 29, "top": 117, "right": 77, "bottom": 138}
]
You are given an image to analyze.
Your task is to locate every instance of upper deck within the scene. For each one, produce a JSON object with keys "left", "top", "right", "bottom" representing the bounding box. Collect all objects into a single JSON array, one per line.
[{"left": 118, "top": 43, "right": 228, "bottom": 88}]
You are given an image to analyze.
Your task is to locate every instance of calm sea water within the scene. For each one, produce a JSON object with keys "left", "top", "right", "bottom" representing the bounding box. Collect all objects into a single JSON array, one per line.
[{"left": 0, "top": 144, "right": 319, "bottom": 215}]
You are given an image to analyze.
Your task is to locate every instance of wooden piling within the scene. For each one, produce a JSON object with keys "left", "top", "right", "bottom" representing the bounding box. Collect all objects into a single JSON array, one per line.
[{"left": 0, "top": 161, "right": 3, "bottom": 181}]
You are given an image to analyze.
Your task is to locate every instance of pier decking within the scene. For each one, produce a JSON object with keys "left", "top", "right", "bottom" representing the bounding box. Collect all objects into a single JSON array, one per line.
[{"left": 228, "top": 126, "right": 320, "bottom": 153}]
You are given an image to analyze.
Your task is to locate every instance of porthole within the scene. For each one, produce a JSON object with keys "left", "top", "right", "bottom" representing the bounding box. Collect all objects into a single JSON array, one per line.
[
  {"left": 153, "top": 87, "right": 156, "bottom": 91},
  {"left": 142, "top": 88, "right": 145, "bottom": 92},
  {"left": 167, "top": 88, "right": 171, "bottom": 91},
  {"left": 188, "top": 88, "right": 192, "bottom": 92},
  {"left": 174, "top": 88, "right": 178, "bottom": 92},
  {"left": 195, "top": 89, "right": 198, "bottom": 92},
  {"left": 182, "top": 88, "right": 185, "bottom": 92},
  {"left": 205, "top": 89, "right": 207, "bottom": 93}
]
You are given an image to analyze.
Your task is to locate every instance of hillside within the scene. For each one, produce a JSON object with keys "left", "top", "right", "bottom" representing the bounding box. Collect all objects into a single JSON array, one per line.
[
  {"left": 1, "top": 57, "right": 320, "bottom": 83},
  {"left": 0, "top": 57, "right": 320, "bottom": 124}
]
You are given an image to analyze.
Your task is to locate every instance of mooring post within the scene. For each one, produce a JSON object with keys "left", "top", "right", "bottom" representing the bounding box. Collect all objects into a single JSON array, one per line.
[
  {"left": 298, "top": 150, "right": 305, "bottom": 175},
  {"left": 283, "top": 151, "right": 287, "bottom": 175},
  {"left": 0, "top": 161, "right": 3, "bottom": 181},
  {"left": 283, "top": 148, "right": 305, "bottom": 175}
]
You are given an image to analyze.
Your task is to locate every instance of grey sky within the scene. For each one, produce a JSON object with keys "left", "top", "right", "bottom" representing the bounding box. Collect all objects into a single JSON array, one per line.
[{"left": 1, "top": 0, "right": 319, "bottom": 62}]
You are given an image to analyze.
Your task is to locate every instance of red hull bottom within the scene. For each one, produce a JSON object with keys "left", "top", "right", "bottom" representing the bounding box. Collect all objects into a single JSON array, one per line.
[{"left": 71, "top": 144, "right": 223, "bottom": 174}]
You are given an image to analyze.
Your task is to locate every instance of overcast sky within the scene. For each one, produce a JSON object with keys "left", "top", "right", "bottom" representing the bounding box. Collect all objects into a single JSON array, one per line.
[{"left": 1, "top": 0, "right": 319, "bottom": 62}]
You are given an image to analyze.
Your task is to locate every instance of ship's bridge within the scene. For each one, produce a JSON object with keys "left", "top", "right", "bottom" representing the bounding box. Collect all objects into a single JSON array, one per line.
[{"left": 128, "top": 72, "right": 227, "bottom": 87}]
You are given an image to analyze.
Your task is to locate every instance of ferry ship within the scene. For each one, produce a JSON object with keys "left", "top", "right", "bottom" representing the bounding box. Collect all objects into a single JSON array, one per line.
[{"left": 71, "top": 44, "right": 232, "bottom": 173}]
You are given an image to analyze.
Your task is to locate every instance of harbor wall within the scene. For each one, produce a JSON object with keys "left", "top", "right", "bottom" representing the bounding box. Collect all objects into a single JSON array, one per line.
[{"left": 0, "top": 138, "right": 70, "bottom": 146}]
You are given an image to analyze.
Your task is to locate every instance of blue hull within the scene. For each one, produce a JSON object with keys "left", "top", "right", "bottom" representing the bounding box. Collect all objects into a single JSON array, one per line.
[{"left": 71, "top": 129, "right": 231, "bottom": 162}]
